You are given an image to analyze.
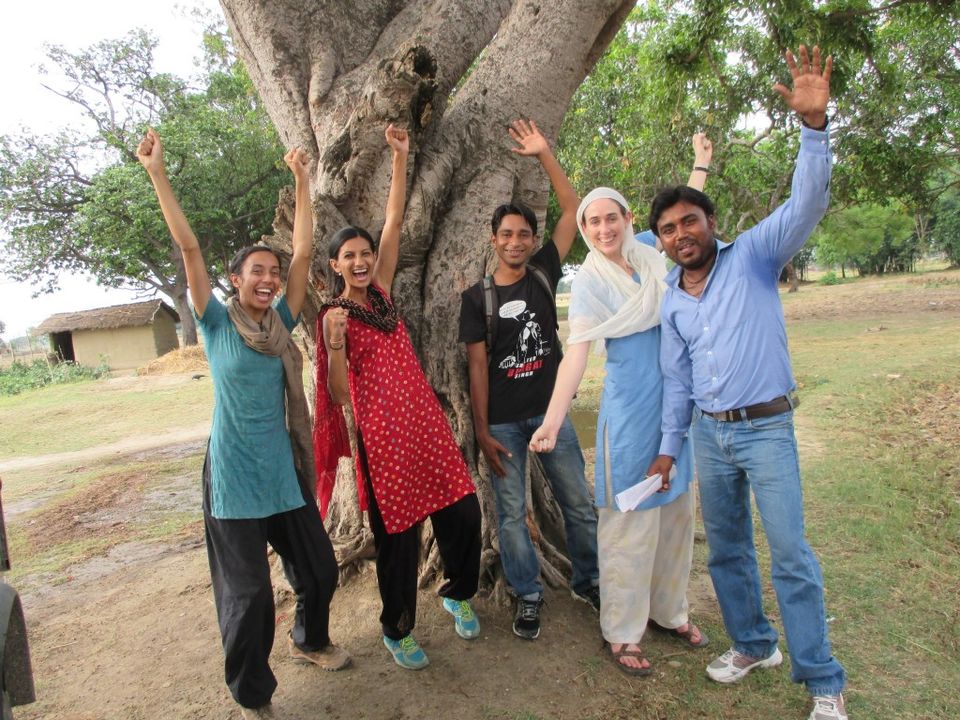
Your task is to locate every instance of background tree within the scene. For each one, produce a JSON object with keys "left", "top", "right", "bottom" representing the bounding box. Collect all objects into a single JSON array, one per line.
[
  {"left": 0, "top": 27, "right": 286, "bottom": 345},
  {"left": 557, "top": 0, "right": 960, "bottom": 280}
]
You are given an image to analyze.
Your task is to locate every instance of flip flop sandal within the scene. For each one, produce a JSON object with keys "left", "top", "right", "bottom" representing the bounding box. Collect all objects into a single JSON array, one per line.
[
  {"left": 606, "top": 643, "right": 654, "bottom": 677},
  {"left": 649, "top": 620, "right": 710, "bottom": 648}
]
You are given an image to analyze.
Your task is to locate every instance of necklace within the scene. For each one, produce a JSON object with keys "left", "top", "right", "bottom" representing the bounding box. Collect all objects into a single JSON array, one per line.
[{"left": 681, "top": 271, "right": 708, "bottom": 296}]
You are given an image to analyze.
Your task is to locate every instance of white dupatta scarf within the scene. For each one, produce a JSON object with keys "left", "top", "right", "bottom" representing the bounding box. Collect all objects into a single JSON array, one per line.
[{"left": 567, "top": 187, "right": 667, "bottom": 346}]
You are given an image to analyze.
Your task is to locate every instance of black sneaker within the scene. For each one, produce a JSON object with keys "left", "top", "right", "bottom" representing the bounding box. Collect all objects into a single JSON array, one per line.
[
  {"left": 513, "top": 597, "right": 544, "bottom": 640},
  {"left": 571, "top": 585, "right": 601, "bottom": 613}
]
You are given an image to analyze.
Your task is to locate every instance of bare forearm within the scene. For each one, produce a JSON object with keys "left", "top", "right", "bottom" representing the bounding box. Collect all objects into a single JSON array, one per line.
[
  {"left": 538, "top": 147, "right": 577, "bottom": 214},
  {"left": 326, "top": 351, "right": 351, "bottom": 405},
  {"left": 542, "top": 341, "right": 589, "bottom": 430},
  {"left": 467, "top": 356, "right": 491, "bottom": 437},
  {"left": 148, "top": 170, "right": 201, "bottom": 253}
]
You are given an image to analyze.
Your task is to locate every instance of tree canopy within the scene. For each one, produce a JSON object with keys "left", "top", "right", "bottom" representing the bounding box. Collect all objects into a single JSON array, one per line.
[
  {"left": 556, "top": 0, "right": 960, "bottom": 267},
  {"left": 0, "top": 26, "right": 286, "bottom": 344}
]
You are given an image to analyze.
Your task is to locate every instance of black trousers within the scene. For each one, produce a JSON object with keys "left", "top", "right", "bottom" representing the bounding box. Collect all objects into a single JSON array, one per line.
[
  {"left": 359, "top": 435, "right": 482, "bottom": 641},
  {"left": 203, "top": 453, "right": 338, "bottom": 709}
]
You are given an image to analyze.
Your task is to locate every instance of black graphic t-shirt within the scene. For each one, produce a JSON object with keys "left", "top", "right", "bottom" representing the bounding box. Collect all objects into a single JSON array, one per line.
[{"left": 458, "top": 243, "right": 563, "bottom": 424}]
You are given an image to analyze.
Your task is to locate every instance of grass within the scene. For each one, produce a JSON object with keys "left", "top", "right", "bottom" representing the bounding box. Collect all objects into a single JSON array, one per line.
[{"left": 0, "top": 374, "right": 212, "bottom": 460}]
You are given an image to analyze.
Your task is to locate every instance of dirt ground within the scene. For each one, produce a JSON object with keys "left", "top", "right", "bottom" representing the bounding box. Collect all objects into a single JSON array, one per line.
[{"left": 10, "top": 269, "right": 960, "bottom": 720}]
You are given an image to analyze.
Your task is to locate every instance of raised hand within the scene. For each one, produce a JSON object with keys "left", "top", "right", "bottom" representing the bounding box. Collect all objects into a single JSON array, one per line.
[
  {"left": 323, "top": 308, "right": 349, "bottom": 349},
  {"left": 284, "top": 147, "right": 311, "bottom": 184},
  {"left": 385, "top": 123, "right": 409, "bottom": 154},
  {"left": 773, "top": 45, "right": 832, "bottom": 128},
  {"left": 136, "top": 128, "right": 165, "bottom": 176},
  {"left": 508, "top": 119, "right": 550, "bottom": 157},
  {"left": 692, "top": 133, "right": 713, "bottom": 167}
]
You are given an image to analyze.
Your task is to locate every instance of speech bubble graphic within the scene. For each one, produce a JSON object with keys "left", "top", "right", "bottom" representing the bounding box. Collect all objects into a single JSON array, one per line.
[{"left": 499, "top": 300, "right": 526, "bottom": 319}]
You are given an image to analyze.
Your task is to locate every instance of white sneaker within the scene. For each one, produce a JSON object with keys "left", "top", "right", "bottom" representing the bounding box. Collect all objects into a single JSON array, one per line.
[
  {"left": 809, "top": 694, "right": 848, "bottom": 720},
  {"left": 706, "top": 646, "right": 783, "bottom": 683}
]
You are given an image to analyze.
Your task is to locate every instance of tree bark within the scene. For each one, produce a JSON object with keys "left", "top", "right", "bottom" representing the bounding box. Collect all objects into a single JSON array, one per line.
[{"left": 222, "top": 0, "right": 633, "bottom": 596}]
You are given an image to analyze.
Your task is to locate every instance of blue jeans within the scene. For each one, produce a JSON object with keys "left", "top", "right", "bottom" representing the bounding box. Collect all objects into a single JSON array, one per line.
[
  {"left": 692, "top": 407, "right": 846, "bottom": 696},
  {"left": 488, "top": 414, "right": 599, "bottom": 599}
]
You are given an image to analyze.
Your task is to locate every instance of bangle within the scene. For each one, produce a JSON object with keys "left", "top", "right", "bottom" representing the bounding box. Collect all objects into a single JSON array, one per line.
[
  {"left": 328, "top": 340, "right": 344, "bottom": 350},
  {"left": 693, "top": 166, "right": 710, "bottom": 173}
]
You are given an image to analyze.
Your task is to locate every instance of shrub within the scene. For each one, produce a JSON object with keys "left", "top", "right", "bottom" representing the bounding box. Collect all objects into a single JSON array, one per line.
[
  {"left": 0, "top": 358, "right": 109, "bottom": 396},
  {"left": 818, "top": 271, "right": 841, "bottom": 286}
]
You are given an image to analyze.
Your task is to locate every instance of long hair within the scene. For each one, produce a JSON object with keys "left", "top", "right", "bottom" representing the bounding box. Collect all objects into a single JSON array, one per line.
[{"left": 227, "top": 245, "right": 282, "bottom": 295}]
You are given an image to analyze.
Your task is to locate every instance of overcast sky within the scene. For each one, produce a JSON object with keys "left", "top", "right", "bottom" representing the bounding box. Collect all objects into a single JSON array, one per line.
[{"left": 0, "top": 0, "right": 222, "bottom": 340}]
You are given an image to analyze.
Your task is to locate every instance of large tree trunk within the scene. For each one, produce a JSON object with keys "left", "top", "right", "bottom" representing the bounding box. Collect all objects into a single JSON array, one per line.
[{"left": 222, "top": 0, "right": 632, "bottom": 597}]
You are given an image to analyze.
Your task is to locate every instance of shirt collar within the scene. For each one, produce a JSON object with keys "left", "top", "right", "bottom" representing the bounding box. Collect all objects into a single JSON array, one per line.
[{"left": 665, "top": 238, "right": 732, "bottom": 289}]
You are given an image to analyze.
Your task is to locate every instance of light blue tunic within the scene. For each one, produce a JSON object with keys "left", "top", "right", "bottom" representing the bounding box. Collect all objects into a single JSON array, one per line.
[
  {"left": 197, "top": 295, "right": 306, "bottom": 519},
  {"left": 575, "top": 230, "right": 693, "bottom": 510}
]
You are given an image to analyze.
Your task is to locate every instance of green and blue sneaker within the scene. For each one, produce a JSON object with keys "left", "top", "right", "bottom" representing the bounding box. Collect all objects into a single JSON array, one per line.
[
  {"left": 383, "top": 634, "right": 430, "bottom": 670},
  {"left": 442, "top": 597, "right": 481, "bottom": 640}
]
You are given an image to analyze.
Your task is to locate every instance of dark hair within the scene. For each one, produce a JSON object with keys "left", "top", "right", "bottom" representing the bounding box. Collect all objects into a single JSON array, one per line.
[
  {"left": 227, "top": 245, "right": 282, "bottom": 295},
  {"left": 328, "top": 226, "right": 376, "bottom": 296},
  {"left": 490, "top": 203, "right": 538, "bottom": 236},
  {"left": 648, "top": 186, "right": 715, "bottom": 237}
]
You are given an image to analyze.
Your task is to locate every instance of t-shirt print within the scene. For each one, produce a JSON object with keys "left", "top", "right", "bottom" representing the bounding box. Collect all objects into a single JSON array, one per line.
[{"left": 497, "top": 299, "right": 551, "bottom": 379}]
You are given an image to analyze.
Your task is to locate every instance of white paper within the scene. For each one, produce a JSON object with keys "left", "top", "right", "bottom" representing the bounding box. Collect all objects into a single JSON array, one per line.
[{"left": 615, "top": 466, "right": 677, "bottom": 512}]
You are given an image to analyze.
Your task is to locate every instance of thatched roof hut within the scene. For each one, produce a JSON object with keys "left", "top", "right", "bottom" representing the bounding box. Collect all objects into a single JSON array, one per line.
[{"left": 35, "top": 300, "right": 180, "bottom": 371}]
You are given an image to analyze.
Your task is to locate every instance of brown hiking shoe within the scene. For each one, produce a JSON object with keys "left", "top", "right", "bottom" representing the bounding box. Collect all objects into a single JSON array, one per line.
[{"left": 287, "top": 635, "right": 351, "bottom": 670}]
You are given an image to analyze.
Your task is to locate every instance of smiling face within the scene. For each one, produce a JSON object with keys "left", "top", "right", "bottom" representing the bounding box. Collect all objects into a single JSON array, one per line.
[
  {"left": 655, "top": 200, "right": 717, "bottom": 270},
  {"left": 582, "top": 198, "right": 631, "bottom": 261},
  {"left": 330, "top": 235, "right": 376, "bottom": 295},
  {"left": 491, "top": 213, "right": 536, "bottom": 270},
  {"left": 230, "top": 249, "right": 281, "bottom": 317}
]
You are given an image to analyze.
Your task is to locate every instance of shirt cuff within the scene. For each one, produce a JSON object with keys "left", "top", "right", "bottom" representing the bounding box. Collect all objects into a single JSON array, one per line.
[
  {"left": 659, "top": 432, "right": 685, "bottom": 460},
  {"left": 799, "top": 123, "right": 830, "bottom": 153}
]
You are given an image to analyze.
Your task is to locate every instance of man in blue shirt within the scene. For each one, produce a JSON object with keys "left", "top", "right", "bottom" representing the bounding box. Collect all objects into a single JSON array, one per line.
[{"left": 646, "top": 46, "right": 848, "bottom": 720}]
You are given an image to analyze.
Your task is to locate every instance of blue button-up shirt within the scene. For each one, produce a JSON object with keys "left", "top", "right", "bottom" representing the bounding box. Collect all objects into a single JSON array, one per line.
[{"left": 659, "top": 125, "right": 832, "bottom": 458}]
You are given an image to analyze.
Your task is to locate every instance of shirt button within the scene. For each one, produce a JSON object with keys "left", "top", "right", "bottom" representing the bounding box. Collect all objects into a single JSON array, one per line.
[
  {"left": 703, "top": 326, "right": 710, "bottom": 332},
  {"left": 712, "top": 376, "right": 717, "bottom": 382},
  {"left": 707, "top": 350, "right": 713, "bottom": 356}
]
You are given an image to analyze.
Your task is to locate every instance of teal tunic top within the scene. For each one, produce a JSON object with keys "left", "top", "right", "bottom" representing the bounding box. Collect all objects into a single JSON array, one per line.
[{"left": 197, "top": 295, "right": 306, "bottom": 519}]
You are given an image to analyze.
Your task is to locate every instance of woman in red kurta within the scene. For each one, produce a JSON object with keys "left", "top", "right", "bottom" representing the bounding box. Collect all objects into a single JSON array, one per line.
[{"left": 313, "top": 125, "right": 481, "bottom": 670}]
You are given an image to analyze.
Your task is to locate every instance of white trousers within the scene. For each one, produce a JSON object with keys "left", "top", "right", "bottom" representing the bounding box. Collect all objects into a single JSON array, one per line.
[{"left": 597, "top": 488, "right": 695, "bottom": 644}]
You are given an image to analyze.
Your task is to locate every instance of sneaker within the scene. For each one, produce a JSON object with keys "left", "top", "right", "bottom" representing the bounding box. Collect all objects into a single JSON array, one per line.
[
  {"left": 809, "top": 694, "right": 848, "bottom": 720},
  {"left": 571, "top": 585, "right": 601, "bottom": 613},
  {"left": 706, "top": 646, "right": 783, "bottom": 683},
  {"left": 287, "top": 635, "right": 351, "bottom": 671},
  {"left": 240, "top": 704, "right": 275, "bottom": 719},
  {"left": 383, "top": 634, "right": 430, "bottom": 670},
  {"left": 513, "top": 597, "right": 544, "bottom": 640},
  {"left": 442, "top": 597, "right": 481, "bottom": 639}
]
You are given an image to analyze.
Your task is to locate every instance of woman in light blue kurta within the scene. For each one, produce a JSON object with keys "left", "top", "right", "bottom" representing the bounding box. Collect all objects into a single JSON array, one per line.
[{"left": 530, "top": 165, "right": 711, "bottom": 676}]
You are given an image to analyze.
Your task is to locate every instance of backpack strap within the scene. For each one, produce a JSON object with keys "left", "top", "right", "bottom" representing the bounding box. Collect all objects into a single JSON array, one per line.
[
  {"left": 481, "top": 274, "right": 497, "bottom": 355},
  {"left": 528, "top": 262, "right": 559, "bottom": 335}
]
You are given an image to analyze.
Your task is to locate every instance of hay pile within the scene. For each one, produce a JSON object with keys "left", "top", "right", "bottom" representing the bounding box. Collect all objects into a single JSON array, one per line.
[{"left": 138, "top": 345, "right": 209, "bottom": 376}]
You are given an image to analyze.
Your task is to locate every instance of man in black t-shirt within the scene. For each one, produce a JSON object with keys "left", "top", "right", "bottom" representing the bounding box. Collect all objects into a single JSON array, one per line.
[{"left": 458, "top": 120, "right": 599, "bottom": 641}]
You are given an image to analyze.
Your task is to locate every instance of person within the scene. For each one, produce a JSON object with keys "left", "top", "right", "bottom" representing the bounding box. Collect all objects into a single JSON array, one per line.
[
  {"left": 646, "top": 46, "right": 849, "bottom": 720},
  {"left": 458, "top": 120, "right": 599, "bottom": 641},
  {"left": 137, "top": 129, "right": 349, "bottom": 720},
  {"left": 527, "top": 135, "right": 712, "bottom": 676},
  {"left": 313, "top": 125, "right": 482, "bottom": 671}
]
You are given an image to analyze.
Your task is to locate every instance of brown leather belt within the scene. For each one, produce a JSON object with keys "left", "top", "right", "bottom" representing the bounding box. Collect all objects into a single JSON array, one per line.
[{"left": 700, "top": 394, "right": 797, "bottom": 422}]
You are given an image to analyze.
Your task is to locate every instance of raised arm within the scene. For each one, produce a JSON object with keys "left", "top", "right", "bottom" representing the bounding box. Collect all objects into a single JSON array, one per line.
[
  {"left": 529, "top": 340, "right": 590, "bottom": 453},
  {"left": 685, "top": 133, "right": 713, "bottom": 191},
  {"left": 373, "top": 124, "right": 409, "bottom": 296},
  {"left": 509, "top": 119, "right": 579, "bottom": 262},
  {"left": 283, "top": 147, "right": 313, "bottom": 319},
  {"left": 137, "top": 129, "right": 212, "bottom": 317},
  {"left": 743, "top": 45, "right": 834, "bottom": 269}
]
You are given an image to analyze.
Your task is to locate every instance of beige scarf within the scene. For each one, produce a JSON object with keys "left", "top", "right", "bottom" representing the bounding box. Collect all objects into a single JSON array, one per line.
[
  {"left": 567, "top": 187, "right": 667, "bottom": 346},
  {"left": 226, "top": 296, "right": 316, "bottom": 500}
]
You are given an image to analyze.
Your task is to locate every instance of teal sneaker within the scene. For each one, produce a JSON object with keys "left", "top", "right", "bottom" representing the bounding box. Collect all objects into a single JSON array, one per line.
[
  {"left": 442, "top": 597, "right": 481, "bottom": 640},
  {"left": 383, "top": 634, "right": 430, "bottom": 670}
]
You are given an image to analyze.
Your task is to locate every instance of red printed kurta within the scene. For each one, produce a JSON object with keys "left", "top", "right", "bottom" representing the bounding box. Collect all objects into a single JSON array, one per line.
[{"left": 314, "top": 296, "right": 475, "bottom": 534}]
